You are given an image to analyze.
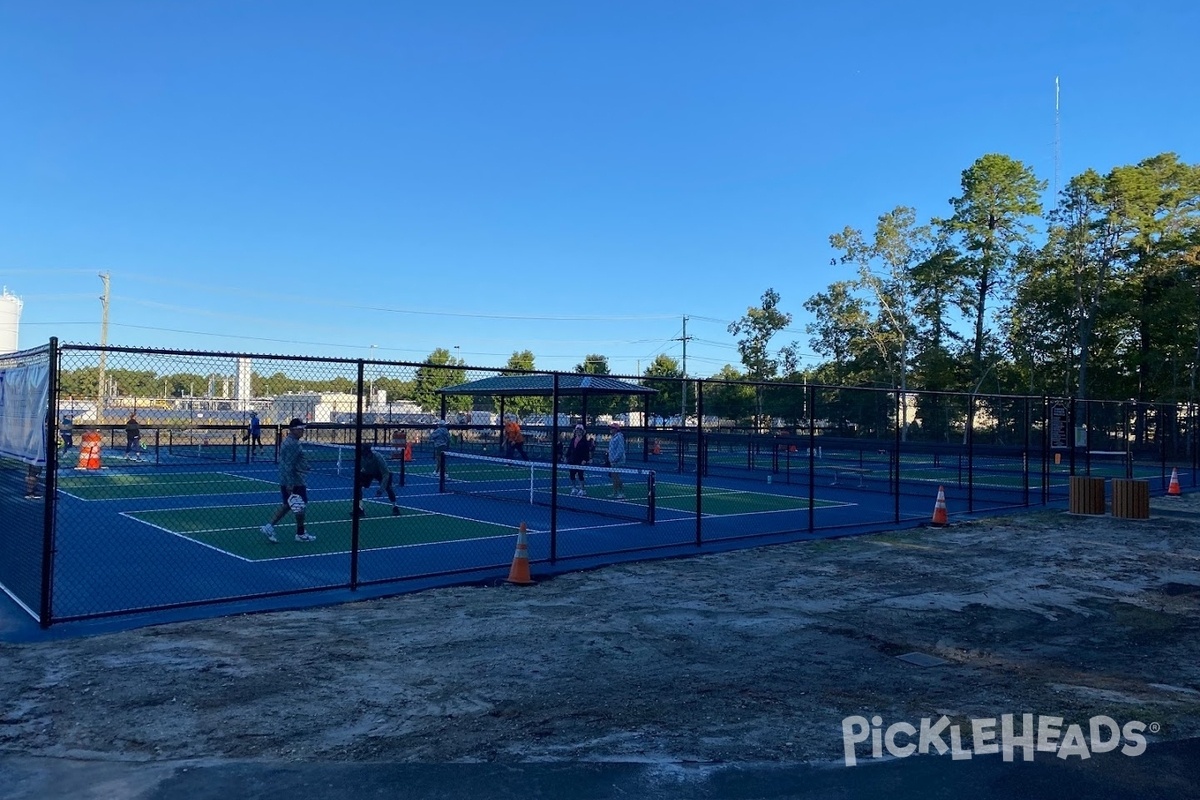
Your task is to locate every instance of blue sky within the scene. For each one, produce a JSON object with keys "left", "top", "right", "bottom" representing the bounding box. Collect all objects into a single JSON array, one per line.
[{"left": 2, "top": 1, "right": 1197, "bottom": 377}]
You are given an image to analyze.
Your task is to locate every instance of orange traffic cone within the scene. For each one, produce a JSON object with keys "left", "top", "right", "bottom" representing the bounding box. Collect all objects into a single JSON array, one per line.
[
  {"left": 76, "top": 431, "right": 102, "bottom": 470},
  {"left": 931, "top": 486, "right": 948, "bottom": 527},
  {"left": 1168, "top": 468, "right": 1182, "bottom": 496},
  {"left": 403, "top": 442, "right": 413, "bottom": 462},
  {"left": 505, "top": 522, "right": 535, "bottom": 585}
]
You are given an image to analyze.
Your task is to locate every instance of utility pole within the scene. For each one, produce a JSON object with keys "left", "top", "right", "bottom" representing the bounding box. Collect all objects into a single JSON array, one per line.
[
  {"left": 97, "top": 272, "right": 111, "bottom": 420},
  {"left": 675, "top": 315, "right": 692, "bottom": 424}
]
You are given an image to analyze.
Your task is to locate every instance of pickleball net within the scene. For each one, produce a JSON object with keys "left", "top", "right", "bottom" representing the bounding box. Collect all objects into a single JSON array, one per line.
[
  {"left": 304, "top": 441, "right": 407, "bottom": 486},
  {"left": 439, "top": 451, "right": 655, "bottom": 524}
]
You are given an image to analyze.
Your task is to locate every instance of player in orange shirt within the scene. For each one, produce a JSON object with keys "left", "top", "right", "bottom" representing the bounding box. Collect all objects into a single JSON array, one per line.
[{"left": 502, "top": 415, "right": 529, "bottom": 460}]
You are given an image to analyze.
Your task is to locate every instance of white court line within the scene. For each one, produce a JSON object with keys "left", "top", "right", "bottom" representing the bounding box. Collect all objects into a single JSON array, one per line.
[
  {"left": 118, "top": 504, "right": 445, "bottom": 563},
  {"left": 551, "top": 520, "right": 645, "bottom": 534},
  {"left": 120, "top": 500, "right": 516, "bottom": 554},
  {"left": 117, "top": 512, "right": 258, "bottom": 563},
  {"left": 61, "top": 478, "right": 353, "bottom": 503}
]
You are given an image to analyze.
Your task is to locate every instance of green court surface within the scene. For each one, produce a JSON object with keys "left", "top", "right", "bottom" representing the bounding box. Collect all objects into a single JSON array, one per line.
[
  {"left": 654, "top": 481, "right": 840, "bottom": 515},
  {"left": 58, "top": 470, "right": 275, "bottom": 501},
  {"left": 124, "top": 499, "right": 516, "bottom": 560},
  {"left": 886, "top": 464, "right": 1139, "bottom": 489}
]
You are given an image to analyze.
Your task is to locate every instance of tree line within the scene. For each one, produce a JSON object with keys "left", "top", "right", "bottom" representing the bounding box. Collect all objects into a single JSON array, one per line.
[
  {"left": 799, "top": 151, "right": 1200, "bottom": 404},
  {"left": 56, "top": 152, "right": 1200, "bottom": 426}
]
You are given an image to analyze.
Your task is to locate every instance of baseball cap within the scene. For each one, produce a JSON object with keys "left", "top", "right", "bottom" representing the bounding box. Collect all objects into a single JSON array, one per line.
[{"left": 288, "top": 418, "right": 306, "bottom": 430}]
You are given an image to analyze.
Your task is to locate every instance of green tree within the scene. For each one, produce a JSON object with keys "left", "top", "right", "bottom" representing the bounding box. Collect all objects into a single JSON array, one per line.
[
  {"left": 908, "top": 242, "right": 967, "bottom": 393},
  {"left": 1002, "top": 245, "right": 1079, "bottom": 396},
  {"left": 642, "top": 354, "right": 683, "bottom": 421},
  {"left": 570, "top": 353, "right": 620, "bottom": 420},
  {"left": 803, "top": 282, "right": 867, "bottom": 386},
  {"left": 728, "top": 289, "right": 798, "bottom": 426},
  {"left": 1007, "top": 168, "right": 1131, "bottom": 398},
  {"left": 575, "top": 354, "right": 610, "bottom": 375},
  {"left": 258, "top": 371, "right": 305, "bottom": 396},
  {"left": 702, "top": 365, "right": 756, "bottom": 423},
  {"left": 1108, "top": 153, "right": 1200, "bottom": 402},
  {"left": 413, "top": 348, "right": 471, "bottom": 414},
  {"left": 103, "top": 369, "right": 160, "bottom": 398},
  {"left": 500, "top": 350, "right": 549, "bottom": 417},
  {"left": 943, "top": 154, "right": 1046, "bottom": 377},
  {"left": 728, "top": 289, "right": 797, "bottom": 381},
  {"left": 829, "top": 205, "right": 936, "bottom": 427}
]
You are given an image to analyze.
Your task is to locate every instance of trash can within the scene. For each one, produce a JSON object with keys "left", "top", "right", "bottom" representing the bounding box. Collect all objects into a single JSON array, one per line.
[
  {"left": 1111, "top": 478, "right": 1150, "bottom": 520},
  {"left": 1069, "top": 476, "right": 1106, "bottom": 515}
]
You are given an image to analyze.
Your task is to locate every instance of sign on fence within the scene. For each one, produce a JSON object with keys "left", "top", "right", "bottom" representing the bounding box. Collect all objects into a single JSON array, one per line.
[{"left": 1050, "top": 401, "right": 1068, "bottom": 449}]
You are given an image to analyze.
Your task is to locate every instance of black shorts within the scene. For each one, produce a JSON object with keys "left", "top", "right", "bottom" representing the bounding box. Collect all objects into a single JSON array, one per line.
[{"left": 357, "top": 472, "right": 392, "bottom": 490}]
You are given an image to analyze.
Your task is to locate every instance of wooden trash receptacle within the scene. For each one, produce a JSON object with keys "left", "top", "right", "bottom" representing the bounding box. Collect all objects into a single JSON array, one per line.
[
  {"left": 1069, "top": 476, "right": 1106, "bottom": 515},
  {"left": 1111, "top": 478, "right": 1150, "bottom": 520}
]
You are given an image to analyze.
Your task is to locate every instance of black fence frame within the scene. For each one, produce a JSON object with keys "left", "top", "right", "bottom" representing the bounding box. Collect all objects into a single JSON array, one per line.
[{"left": 4, "top": 339, "right": 1197, "bottom": 628}]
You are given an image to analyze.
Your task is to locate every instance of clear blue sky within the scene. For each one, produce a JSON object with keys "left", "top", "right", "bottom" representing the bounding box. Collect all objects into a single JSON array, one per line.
[{"left": 2, "top": 1, "right": 1197, "bottom": 376}]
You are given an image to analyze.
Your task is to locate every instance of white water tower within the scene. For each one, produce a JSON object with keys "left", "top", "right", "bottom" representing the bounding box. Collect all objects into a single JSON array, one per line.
[{"left": 0, "top": 287, "right": 22, "bottom": 354}]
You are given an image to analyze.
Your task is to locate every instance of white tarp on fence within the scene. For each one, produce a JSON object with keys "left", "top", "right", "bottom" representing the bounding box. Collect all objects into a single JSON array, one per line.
[{"left": 0, "top": 358, "right": 49, "bottom": 466}]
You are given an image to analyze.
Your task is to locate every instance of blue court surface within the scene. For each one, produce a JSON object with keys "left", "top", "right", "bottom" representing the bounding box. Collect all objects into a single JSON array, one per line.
[{"left": 1, "top": 443, "right": 1188, "bottom": 640}]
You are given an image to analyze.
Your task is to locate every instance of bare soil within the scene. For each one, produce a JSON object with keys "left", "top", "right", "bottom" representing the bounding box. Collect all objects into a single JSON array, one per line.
[{"left": 2, "top": 496, "right": 1199, "bottom": 793}]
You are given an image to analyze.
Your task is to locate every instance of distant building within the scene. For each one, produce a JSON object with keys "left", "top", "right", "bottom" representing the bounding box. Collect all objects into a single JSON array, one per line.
[
  {"left": 0, "top": 287, "right": 23, "bottom": 354},
  {"left": 264, "top": 392, "right": 360, "bottom": 424}
]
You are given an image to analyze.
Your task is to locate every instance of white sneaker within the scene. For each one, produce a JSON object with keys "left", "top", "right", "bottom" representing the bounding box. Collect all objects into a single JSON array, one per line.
[
  {"left": 295, "top": 533, "right": 317, "bottom": 542},
  {"left": 261, "top": 524, "right": 277, "bottom": 543},
  {"left": 615, "top": 493, "right": 626, "bottom": 500}
]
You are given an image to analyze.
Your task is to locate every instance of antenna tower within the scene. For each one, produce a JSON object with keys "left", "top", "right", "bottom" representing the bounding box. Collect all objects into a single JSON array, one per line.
[{"left": 1054, "top": 76, "right": 1061, "bottom": 201}]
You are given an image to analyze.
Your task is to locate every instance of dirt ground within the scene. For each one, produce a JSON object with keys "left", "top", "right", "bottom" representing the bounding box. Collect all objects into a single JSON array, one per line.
[{"left": 2, "top": 495, "right": 1199, "bottom": 793}]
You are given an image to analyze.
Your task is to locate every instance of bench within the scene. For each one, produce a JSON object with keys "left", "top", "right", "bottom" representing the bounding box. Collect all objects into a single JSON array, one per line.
[{"left": 829, "top": 465, "right": 870, "bottom": 487}]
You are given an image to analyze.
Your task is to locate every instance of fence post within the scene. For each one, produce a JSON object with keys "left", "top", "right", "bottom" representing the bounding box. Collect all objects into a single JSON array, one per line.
[
  {"left": 808, "top": 384, "right": 816, "bottom": 534},
  {"left": 349, "top": 360, "right": 364, "bottom": 591},
  {"left": 551, "top": 373, "right": 560, "bottom": 563},
  {"left": 966, "top": 393, "right": 975, "bottom": 513},
  {"left": 40, "top": 338, "right": 60, "bottom": 628},
  {"left": 893, "top": 389, "right": 901, "bottom": 524},
  {"left": 694, "top": 380, "right": 703, "bottom": 547}
]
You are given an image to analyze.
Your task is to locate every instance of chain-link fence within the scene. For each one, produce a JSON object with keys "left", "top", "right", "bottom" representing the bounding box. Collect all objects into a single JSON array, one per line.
[{"left": 6, "top": 339, "right": 1198, "bottom": 627}]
